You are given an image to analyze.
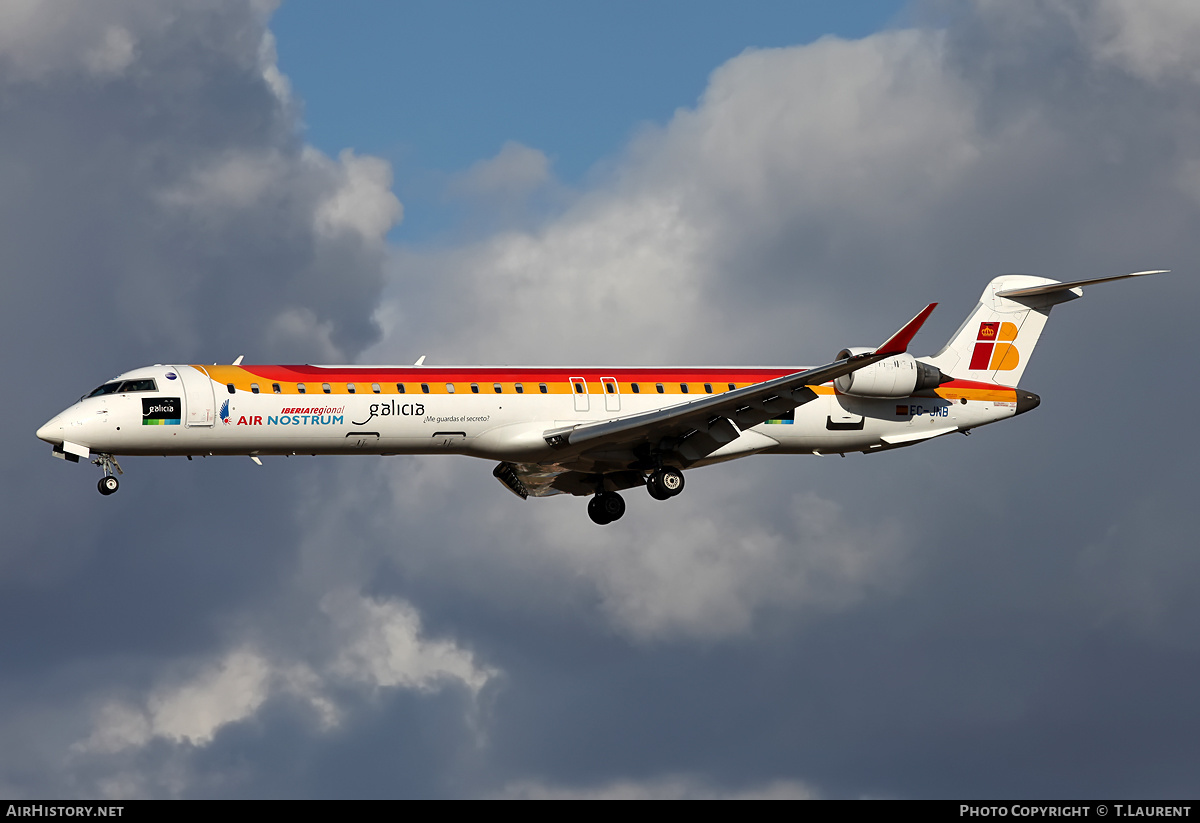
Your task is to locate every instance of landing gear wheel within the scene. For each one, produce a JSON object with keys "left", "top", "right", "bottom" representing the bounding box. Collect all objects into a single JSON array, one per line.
[
  {"left": 92, "top": 453, "right": 124, "bottom": 497},
  {"left": 587, "top": 491, "right": 626, "bottom": 525},
  {"left": 647, "top": 468, "right": 684, "bottom": 500}
]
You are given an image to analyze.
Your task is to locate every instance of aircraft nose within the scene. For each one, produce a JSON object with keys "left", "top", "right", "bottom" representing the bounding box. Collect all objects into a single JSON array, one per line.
[{"left": 36, "top": 415, "right": 62, "bottom": 444}]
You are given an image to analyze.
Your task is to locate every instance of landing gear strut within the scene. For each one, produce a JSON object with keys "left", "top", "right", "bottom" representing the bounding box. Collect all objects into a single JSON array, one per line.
[
  {"left": 587, "top": 491, "right": 626, "bottom": 525},
  {"left": 646, "top": 467, "right": 684, "bottom": 501},
  {"left": 93, "top": 453, "right": 123, "bottom": 496}
]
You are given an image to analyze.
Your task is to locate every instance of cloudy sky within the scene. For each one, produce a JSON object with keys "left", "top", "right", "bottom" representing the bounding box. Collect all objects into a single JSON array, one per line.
[{"left": 3, "top": 0, "right": 1198, "bottom": 799}]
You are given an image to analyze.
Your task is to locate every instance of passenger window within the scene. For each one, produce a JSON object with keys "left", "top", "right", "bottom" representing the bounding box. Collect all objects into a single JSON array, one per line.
[
  {"left": 494, "top": 383, "right": 503, "bottom": 393},
  {"left": 272, "top": 383, "right": 281, "bottom": 394},
  {"left": 632, "top": 383, "right": 640, "bottom": 394},
  {"left": 347, "top": 384, "right": 356, "bottom": 393},
  {"left": 656, "top": 383, "right": 664, "bottom": 394},
  {"left": 446, "top": 383, "right": 455, "bottom": 393},
  {"left": 539, "top": 383, "right": 548, "bottom": 394},
  {"left": 728, "top": 383, "right": 736, "bottom": 391},
  {"left": 227, "top": 383, "right": 235, "bottom": 394},
  {"left": 516, "top": 383, "right": 524, "bottom": 394},
  {"left": 322, "top": 383, "right": 331, "bottom": 394},
  {"left": 471, "top": 383, "right": 479, "bottom": 394},
  {"left": 298, "top": 383, "right": 307, "bottom": 394},
  {"left": 251, "top": 383, "right": 260, "bottom": 394},
  {"left": 704, "top": 383, "right": 712, "bottom": 394},
  {"left": 605, "top": 383, "right": 614, "bottom": 394},
  {"left": 574, "top": 383, "right": 584, "bottom": 394},
  {"left": 397, "top": 384, "right": 405, "bottom": 393},
  {"left": 681, "top": 384, "right": 689, "bottom": 393},
  {"left": 421, "top": 383, "right": 430, "bottom": 394},
  {"left": 371, "top": 383, "right": 381, "bottom": 393}
]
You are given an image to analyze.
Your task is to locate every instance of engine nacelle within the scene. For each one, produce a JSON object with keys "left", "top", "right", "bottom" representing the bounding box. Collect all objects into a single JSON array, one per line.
[{"left": 834, "top": 350, "right": 947, "bottom": 398}]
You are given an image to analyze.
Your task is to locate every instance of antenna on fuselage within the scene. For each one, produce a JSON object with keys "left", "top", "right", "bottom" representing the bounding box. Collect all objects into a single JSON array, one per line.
[
  {"left": 232, "top": 355, "right": 244, "bottom": 366},
  {"left": 414, "top": 355, "right": 426, "bottom": 366}
]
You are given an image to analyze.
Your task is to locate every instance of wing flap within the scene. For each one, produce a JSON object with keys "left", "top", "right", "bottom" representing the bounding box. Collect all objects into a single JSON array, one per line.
[{"left": 493, "top": 461, "right": 648, "bottom": 498}]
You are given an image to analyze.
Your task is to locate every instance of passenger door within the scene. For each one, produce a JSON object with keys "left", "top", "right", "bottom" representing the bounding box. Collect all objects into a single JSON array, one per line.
[
  {"left": 570, "top": 377, "right": 589, "bottom": 412},
  {"left": 175, "top": 365, "right": 215, "bottom": 427},
  {"left": 601, "top": 377, "right": 620, "bottom": 412}
]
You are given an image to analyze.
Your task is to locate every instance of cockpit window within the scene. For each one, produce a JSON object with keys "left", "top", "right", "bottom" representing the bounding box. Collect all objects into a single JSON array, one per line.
[
  {"left": 87, "top": 382, "right": 123, "bottom": 398},
  {"left": 86, "top": 378, "right": 157, "bottom": 399}
]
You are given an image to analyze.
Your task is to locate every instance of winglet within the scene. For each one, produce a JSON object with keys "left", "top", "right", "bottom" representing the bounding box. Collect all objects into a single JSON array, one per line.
[{"left": 874, "top": 303, "right": 937, "bottom": 355}]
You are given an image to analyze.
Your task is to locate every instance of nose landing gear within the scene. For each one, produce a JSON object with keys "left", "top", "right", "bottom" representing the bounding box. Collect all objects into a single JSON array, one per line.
[{"left": 93, "top": 454, "right": 123, "bottom": 496}]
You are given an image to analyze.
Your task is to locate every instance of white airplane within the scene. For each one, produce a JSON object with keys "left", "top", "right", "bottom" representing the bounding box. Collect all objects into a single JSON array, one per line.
[{"left": 37, "top": 272, "right": 1163, "bottom": 524}]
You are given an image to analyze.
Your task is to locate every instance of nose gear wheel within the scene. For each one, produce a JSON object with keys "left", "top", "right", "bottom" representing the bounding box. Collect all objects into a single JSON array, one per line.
[{"left": 92, "top": 454, "right": 123, "bottom": 496}]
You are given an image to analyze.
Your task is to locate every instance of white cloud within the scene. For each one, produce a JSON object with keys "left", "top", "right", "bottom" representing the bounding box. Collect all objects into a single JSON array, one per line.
[
  {"left": 313, "top": 148, "right": 404, "bottom": 241},
  {"left": 263, "top": 306, "right": 343, "bottom": 363},
  {"left": 299, "top": 455, "right": 906, "bottom": 643},
  {"left": 160, "top": 151, "right": 286, "bottom": 210},
  {"left": 449, "top": 141, "right": 554, "bottom": 200},
  {"left": 74, "top": 649, "right": 271, "bottom": 752},
  {"left": 0, "top": 2, "right": 170, "bottom": 81},
  {"left": 1081, "top": 0, "right": 1200, "bottom": 85},
  {"left": 73, "top": 592, "right": 496, "bottom": 756},
  {"left": 83, "top": 25, "right": 136, "bottom": 77},
  {"left": 502, "top": 775, "right": 819, "bottom": 799},
  {"left": 257, "top": 27, "right": 291, "bottom": 102},
  {"left": 571, "top": 491, "right": 905, "bottom": 641},
  {"left": 323, "top": 589, "right": 497, "bottom": 694},
  {"left": 372, "top": 29, "right": 979, "bottom": 366}
]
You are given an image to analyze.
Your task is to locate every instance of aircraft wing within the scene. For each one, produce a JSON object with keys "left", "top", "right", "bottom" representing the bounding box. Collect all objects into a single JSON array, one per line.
[{"left": 540, "top": 303, "right": 937, "bottom": 467}]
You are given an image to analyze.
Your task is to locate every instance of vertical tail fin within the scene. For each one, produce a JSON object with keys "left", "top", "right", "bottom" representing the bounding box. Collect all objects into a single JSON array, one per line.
[
  {"left": 923, "top": 271, "right": 1166, "bottom": 387},
  {"left": 923, "top": 275, "right": 1065, "bottom": 387}
]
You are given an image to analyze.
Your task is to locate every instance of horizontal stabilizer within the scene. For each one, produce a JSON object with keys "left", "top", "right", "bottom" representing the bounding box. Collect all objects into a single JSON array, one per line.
[{"left": 996, "top": 270, "right": 1168, "bottom": 299}]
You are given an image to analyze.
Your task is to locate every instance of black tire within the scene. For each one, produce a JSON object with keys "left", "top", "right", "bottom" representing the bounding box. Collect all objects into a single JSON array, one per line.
[
  {"left": 587, "top": 495, "right": 612, "bottom": 525},
  {"left": 98, "top": 476, "right": 119, "bottom": 495},
  {"left": 658, "top": 468, "right": 685, "bottom": 497},
  {"left": 646, "top": 473, "right": 671, "bottom": 500},
  {"left": 600, "top": 491, "right": 625, "bottom": 522},
  {"left": 588, "top": 492, "right": 625, "bottom": 524}
]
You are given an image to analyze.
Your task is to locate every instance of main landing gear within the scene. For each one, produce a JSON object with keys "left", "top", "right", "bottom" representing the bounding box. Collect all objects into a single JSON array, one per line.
[
  {"left": 588, "top": 491, "right": 626, "bottom": 525},
  {"left": 93, "top": 453, "right": 123, "bottom": 496},
  {"left": 586, "top": 468, "right": 686, "bottom": 525},
  {"left": 646, "top": 467, "right": 684, "bottom": 501}
]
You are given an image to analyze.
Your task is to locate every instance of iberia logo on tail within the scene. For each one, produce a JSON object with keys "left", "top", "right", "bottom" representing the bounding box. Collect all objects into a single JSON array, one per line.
[{"left": 969, "top": 321, "right": 1020, "bottom": 371}]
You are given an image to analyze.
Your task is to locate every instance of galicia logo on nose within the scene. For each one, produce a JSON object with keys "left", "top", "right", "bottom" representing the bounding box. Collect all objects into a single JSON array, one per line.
[{"left": 142, "top": 397, "right": 181, "bottom": 425}]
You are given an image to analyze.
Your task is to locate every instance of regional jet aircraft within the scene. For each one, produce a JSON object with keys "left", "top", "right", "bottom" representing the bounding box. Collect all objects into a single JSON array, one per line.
[{"left": 37, "top": 272, "right": 1163, "bottom": 524}]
